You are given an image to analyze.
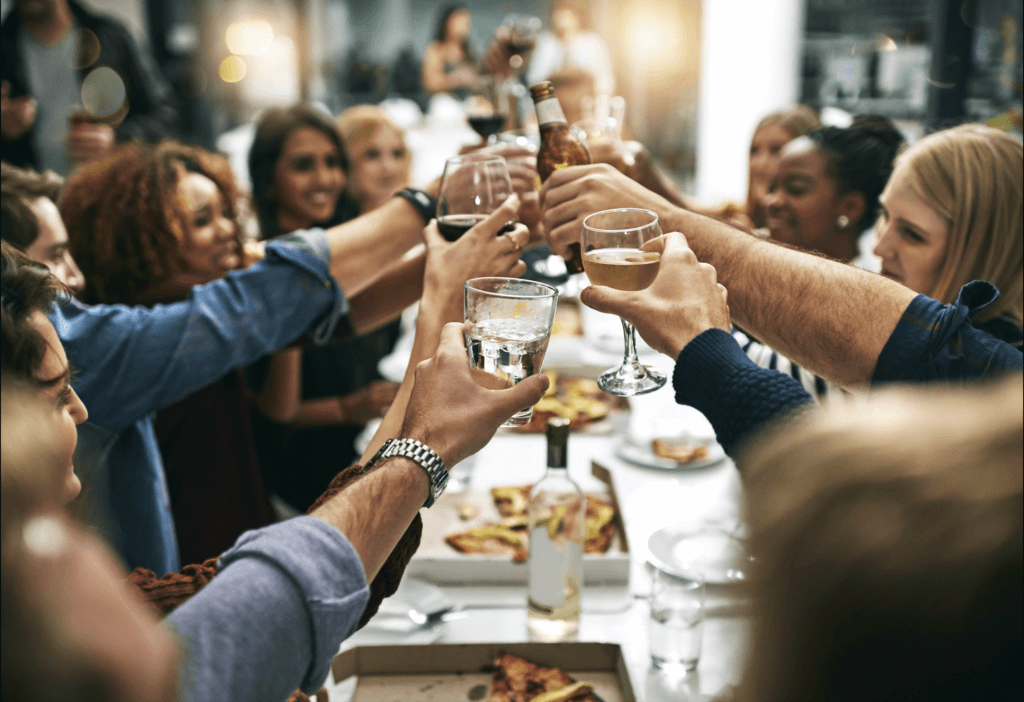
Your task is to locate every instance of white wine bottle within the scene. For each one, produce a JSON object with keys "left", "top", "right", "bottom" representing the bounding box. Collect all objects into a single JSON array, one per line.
[
  {"left": 527, "top": 417, "right": 586, "bottom": 641},
  {"left": 530, "top": 81, "right": 591, "bottom": 273}
]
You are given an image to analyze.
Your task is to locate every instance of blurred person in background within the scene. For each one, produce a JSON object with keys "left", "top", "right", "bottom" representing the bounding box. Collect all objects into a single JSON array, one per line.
[
  {"left": 0, "top": 162, "right": 83, "bottom": 293},
  {"left": 743, "top": 105, "right": 821, "bottom": 229},
  {"left": 60, "top": 141, "right": 280, "bottom": 566},
  {"left": 421, "top": 5, "right": 478, "bottom": 97},
  {"left": 763, "top": 115, "right": 905, "bottom": 267},
  {"left": 0, "top": 0, "right": 177, "bottom": 175},
  {"left": 588, "top": 105, "right": 820, "bottom": 231},
  {"left": 527, "top": 0, "right": 614, "bottom": 98},
  {"left": 737, "top": 377, "right": 1021, "bottom": 702},
  {"left": 337, "top": 104, "right": 412, "bottom": 215},
  {"left": 248, "top": 104, "right": 405, "bottom": 512},
  {"left": 0, "top": 205, "right": 542, "bottom": 701}
]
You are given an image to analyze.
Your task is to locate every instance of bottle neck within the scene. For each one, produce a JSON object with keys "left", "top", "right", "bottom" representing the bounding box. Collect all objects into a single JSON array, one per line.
[{"left": 535, "top": 96, "right": 567, "bottom": 127}]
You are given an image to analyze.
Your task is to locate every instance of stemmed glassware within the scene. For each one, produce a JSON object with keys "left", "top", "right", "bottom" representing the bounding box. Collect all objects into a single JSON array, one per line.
[
  {"left": 466, "top": 76, "right": 508, "bottom": 146},
  {"left": 436, "top": 154, "right": 514, "bottom": 241},
  {"left": 581, "top": 208, "right": 667, "bottom": 396}
]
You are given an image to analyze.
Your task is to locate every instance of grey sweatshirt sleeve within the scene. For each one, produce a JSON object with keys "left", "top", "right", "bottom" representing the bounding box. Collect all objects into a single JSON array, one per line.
[{"left": 166, "top": 517, "right": 370, "bottom": 702}]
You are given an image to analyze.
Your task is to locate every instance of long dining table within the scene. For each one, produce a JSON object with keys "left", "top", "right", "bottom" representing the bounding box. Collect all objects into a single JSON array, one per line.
[{"left": 328, "top": 307, "right": 751, "bottom": 701}]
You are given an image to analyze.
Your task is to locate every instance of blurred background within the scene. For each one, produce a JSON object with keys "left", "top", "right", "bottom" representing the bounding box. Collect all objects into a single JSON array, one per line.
[{"left": 2, "top": 0, "right": 1020, "bottom": 203}]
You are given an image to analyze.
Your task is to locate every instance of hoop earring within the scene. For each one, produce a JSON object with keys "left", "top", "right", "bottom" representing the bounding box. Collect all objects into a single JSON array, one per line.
[{"left": 836, "top": 215, "right": 850, "bottom": 229}]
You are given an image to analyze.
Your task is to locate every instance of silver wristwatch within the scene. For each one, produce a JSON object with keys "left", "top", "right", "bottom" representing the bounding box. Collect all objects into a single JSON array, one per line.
[{"left": 366, "top": 438, "right": 448, "bottom": 507}]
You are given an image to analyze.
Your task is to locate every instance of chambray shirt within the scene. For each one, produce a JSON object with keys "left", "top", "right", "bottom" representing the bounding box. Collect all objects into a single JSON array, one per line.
[
  {"left": 52, "top": 232, "right": 347, "bottom": 575},
  {"left": 675, "top": 281, "right": 1023, "bottom": 457},
  {"left": 168, "top": 517, "right": 369, "bottom": 701}
]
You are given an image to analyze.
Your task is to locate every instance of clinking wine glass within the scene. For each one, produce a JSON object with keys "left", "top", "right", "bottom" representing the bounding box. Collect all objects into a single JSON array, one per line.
[
  {"left": 466, "top": 76, "right": 508, "bottom": 146},
  {"left": 437, "top": 154, "right": 515, "bottom": 241},
  {"left": 581, "top": 208, "right": 667, "bottom": 396}
]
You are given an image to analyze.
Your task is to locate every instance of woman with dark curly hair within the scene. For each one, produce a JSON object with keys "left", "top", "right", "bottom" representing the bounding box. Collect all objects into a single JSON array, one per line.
[{"left": 61, "top": 141, "right": 280, "bottom": 565}]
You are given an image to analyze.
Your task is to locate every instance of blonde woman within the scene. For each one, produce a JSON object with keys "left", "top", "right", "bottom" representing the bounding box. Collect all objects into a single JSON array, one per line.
[
  {"left": 875, "top": 124, "right": 1023, "bottom": 329},
  {"left": 336, "top": 105, "right": 412, "bottom": 214},
  {"left": 737, "top": 123, "right": 1022, "bottom": 398}
]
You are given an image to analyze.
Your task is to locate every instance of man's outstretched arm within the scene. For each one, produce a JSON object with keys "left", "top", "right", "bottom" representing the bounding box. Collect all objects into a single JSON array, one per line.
[{"left": 541, "top": 164, "right": 916, "bottom": 388}]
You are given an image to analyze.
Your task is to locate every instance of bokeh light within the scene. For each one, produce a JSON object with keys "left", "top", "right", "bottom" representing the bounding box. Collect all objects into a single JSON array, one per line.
[
  {"left": 80, "top": 67, "right": 126, "bottom": 118},
  {"left": 219, "top": 56, "right": 248, "bottom": 83},
  {"left": 74, "top": 28, "right": 101, "bottom": 69},
  {"left": 875, "top": 34, "right": 898, "bottom": 52},
  {"left": 226, "top": 19, "right": 274, "bottom": 56}
]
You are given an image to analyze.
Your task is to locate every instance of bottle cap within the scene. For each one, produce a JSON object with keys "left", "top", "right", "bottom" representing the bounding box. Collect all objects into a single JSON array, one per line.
[{"left": 546, "top": 417, "right": 570, "bottom": 444}]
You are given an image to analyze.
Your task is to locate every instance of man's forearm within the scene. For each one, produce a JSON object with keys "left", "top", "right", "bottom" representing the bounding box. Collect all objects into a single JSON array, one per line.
[
  {"left": 661, "top": 208, "right": 917, "bottom": 387},
  {"left": 325, "top": 198, "right": 425, "bottom": 297},
  {"left": 310, "top": 457, "right": 429, "bottom": 581}
]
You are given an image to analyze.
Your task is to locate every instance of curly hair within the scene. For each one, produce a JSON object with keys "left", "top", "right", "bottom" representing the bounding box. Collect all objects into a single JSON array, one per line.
[
  {"left": 59, "top": 141, "right": 243, "bottom": 305},
  {"left": 1, "top": 241, "right": 64, "bottom": 387},
  {"left": 1, "top": 163, "right": 64, "bottom": 251},
  {"left": 805, "top": 115, "right": 906, "bottom": 232}
]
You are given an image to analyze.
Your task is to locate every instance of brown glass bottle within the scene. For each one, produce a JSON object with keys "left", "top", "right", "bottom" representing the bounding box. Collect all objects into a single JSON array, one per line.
[{"left": 530, "top": 82, "right": 591, "bottom": 273}]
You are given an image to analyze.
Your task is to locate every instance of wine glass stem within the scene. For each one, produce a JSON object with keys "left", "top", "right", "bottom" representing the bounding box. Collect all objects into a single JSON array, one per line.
[{"left": 620, "top": 318, "right": 645, "bottom": 376}]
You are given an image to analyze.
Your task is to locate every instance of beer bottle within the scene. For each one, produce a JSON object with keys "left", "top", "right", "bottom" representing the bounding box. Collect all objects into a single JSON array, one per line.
[{"left": 530, "top": 81, "right": 591, "bottom": 273}]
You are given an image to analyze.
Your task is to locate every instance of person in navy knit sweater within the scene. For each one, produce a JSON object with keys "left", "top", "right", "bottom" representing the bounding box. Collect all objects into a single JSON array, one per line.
[{"left": 577, "top": 230, "right": 1022, "bottom": 458}]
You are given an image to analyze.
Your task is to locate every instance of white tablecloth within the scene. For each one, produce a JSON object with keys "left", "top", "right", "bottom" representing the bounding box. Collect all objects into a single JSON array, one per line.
[{"left": 331, "top": 340, "right": 750, "bottom": 701}]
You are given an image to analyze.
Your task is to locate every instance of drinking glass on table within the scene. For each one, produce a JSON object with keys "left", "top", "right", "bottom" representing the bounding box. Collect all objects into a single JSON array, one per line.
[
  {"left": 582, "top": 208, "right": 667, "bottom": 396},
  {"left": 649, "top": 566, "right": 705, "bottom": 673},
  {"left": 437, "top": 155, "right": 514, "bottom": 241},
  {"left": 464, "top": 277, "right": 558, "bottom": 427}
]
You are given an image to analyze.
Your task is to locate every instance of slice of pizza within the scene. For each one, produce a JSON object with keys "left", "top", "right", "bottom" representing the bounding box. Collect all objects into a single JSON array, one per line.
[
  {"left": 488, "top": 653, "right": 600, "bottom": 702},
  {"left": 445, "top": 524, "right": 528, "bottom": 561},
  {"left": 652, "top": 437, "right": 710, "bottom": 464}
]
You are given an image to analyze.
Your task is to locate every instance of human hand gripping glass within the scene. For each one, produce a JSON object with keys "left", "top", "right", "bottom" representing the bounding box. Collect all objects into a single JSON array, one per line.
[
  {"left": 437, "top": 155, "right": 516, "bottom": 242},
  {"left": 581, "top": 208, "right": 667, "bottom": 396},
  {"left": 464, "top": 277, "right": 558, "bottom": 428}
]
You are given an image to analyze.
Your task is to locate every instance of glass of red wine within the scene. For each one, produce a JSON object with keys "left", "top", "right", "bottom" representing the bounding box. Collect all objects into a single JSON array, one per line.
[
  {"left": 466, "top": 77, "right": 508, "bottom": 146},
  {"left": 437, "top": 154, "right": 516, "bottom": 242}
]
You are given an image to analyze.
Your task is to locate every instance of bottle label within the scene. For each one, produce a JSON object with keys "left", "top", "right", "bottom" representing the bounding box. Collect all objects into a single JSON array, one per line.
[
  {"left": 535, "top": 97, "right": 567, "bottom": 127},
  {"left": 528, "top": 527, "right": 583, "bottom": 608}
]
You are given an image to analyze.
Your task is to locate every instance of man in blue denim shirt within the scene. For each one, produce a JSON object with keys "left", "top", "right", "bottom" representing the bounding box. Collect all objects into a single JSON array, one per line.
[{"left": 53, "top": 193, "right": 432, "bottom": 575}]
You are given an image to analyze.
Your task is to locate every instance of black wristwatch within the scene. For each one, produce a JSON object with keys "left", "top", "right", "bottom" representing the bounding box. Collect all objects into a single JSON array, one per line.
[
  {"left": 365, "top": 438, "right": 448, "bottom": 508},
  {"left": 394, "top": 188, "right": 438, "bottom": 225}
]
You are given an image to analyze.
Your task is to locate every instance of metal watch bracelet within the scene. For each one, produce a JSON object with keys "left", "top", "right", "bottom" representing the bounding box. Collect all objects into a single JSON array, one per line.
[{"left": 366, "top": 438, "right": 448, "bottom": 508}]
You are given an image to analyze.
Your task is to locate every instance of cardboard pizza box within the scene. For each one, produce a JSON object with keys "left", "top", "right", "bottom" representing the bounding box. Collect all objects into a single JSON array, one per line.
[
  {"left": 332, "top": 641, "right": 637, "bottom": 702},
  {"left": 406, "top": 462, "right": 631, "bottom": 585}
]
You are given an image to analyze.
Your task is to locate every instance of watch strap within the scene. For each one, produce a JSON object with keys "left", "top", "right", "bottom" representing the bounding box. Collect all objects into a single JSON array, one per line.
[
  {"left": 394, "top": 188, "right": 438, "bottom": 225},
  {"left": 366, "top": 438, "right": 448, "bottom": 508}
]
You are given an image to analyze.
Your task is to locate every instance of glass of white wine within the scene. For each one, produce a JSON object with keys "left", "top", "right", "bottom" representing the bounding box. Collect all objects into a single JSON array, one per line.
[{"left": 582, "top": 208, "right": 666, "bottom": 396}]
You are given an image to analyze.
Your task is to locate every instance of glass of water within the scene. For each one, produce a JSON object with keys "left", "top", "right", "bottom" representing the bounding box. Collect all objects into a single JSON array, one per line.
[
  {"left": 464, "top": 277, "right": 558, "bottom": 427},
  {"left": 649, "top": 566, "right": 705, "bottom": 672}
]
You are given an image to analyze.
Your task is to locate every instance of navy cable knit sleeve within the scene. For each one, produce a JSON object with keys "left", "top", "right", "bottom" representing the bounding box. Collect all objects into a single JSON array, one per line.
[{"left": 673, "top": 328, "right": 813, "bottom": 458}]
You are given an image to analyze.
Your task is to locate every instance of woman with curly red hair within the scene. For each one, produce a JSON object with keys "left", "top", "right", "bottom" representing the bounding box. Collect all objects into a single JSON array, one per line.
[{"left": 61, "top": 141, "right": 278, "bottom": 565}]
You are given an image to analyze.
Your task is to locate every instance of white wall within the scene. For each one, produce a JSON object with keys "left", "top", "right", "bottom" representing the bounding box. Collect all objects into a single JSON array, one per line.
[{"left": 695, "top": 0, "right": 804, "bottom": 204}]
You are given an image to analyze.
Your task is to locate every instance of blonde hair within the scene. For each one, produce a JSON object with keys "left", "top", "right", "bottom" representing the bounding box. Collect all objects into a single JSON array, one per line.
[
  {"left": 335, "top": 106, "right": 410, "bottom": 208},
  {"left": 738, "top": 377, "right": 1023, "bottom": 702},
  {"left": 895, "top": 124, "right": 1023, "bottom": 324}
]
